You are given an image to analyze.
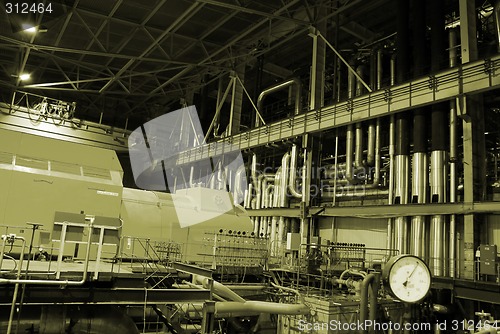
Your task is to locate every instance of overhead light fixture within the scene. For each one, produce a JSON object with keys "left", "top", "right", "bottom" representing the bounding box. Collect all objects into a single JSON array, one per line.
[
  {"left": 19, "top": 73, "right": 31, "bottom": 81},
  {"left": 21, "top": 24, "right": 48, "bottom": 34}
]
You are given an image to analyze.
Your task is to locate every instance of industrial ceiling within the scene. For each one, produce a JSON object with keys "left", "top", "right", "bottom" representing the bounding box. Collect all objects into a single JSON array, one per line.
[{"left": 0, "top": 0, "right": 475, "bottom": 130}]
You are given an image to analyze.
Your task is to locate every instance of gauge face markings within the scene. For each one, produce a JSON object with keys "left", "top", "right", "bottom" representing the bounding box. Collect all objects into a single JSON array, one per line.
[{"left": 384, "top": 255, "right": 431, "bottom": 303}]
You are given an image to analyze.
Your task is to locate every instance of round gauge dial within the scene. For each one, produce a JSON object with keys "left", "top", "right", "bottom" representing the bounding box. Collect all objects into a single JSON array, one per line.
[{"left": 382, "top": 255, "right": 431, "bottom": 304}]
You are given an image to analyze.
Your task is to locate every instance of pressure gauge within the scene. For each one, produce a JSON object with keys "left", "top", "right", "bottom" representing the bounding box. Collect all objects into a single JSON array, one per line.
[{"left": 382, "top": 255, "right": 431, "bottom": 304}]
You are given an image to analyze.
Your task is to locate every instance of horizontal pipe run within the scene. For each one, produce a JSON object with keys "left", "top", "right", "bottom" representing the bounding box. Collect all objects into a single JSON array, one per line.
[{"left": 256, "top": 78, "right": 301, "bottom": 127}]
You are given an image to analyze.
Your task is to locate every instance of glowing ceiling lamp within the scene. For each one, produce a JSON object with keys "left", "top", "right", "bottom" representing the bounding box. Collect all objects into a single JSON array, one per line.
[{"left": 19, "top": 73, "right": 31, "bottom": 81}]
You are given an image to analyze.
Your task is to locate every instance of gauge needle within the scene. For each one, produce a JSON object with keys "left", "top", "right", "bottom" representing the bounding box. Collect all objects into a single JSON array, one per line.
[{"left": 403, "top": 262, "right": 419, "bottom": 287}]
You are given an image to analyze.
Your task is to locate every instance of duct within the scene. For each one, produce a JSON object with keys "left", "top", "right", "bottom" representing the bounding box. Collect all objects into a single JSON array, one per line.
[
  {"left": 359, "top": 273, "right": 380, "bottom": 334},
  {"left": 255, "top": 78, "right": 302, "bottom": 127},
  {"left": 288, "top": 145, "right": 303, "bottom": 199},
  {"left": 355, "top": 123, "right": 364, "bottom": 169},
  {"left": 214, "top": 301, "right": 309, "bottom": 317}
]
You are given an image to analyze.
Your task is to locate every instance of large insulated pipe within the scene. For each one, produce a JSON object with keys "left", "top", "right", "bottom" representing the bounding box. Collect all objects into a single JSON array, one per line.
[
  {"left": 430, "top": 0, "right": 447, "bottom": 277},
  {"left": 367, "top": 122, "right": 376, "bottom": 166},
  {"left": 449, "top": 27, "right": 458, "bottom": 278},
  {"left": 255, "top": 78, "right": 302, "bottom": 127},
  {"left": 410, "top": 0, "right": 428, "bottom": 258},
  {"left": 288, "top": 145, "right": 303, "bottom": 199},
  {"left": 393, "top": 0, "right": 410, "bottom": 256},
  {"left": 386, "top": 55, "right": 396, "bottom": 254},
  {"left": 278, "top": 153, "right": 290, "bottom": 256},
  {"left": 355, "top": 123, "right": 364, "bottom": 169},
  {"left": 394, "top": 114, "right": 410, "bottom": 255},
  {"left": 346, "top": 125, "right": 355, "bottom": 183},
  {"left": 494, "top": 0, "right": 500, "bottom": 53}
]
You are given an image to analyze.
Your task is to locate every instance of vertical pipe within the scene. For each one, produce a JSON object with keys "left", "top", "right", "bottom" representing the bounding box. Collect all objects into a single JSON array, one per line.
[
  {"left": 367, "top": 122, "right": 375, "bottom": 166},
  {"left": 394, "top": 0, "right": 410, "bottom": 255},
  {"left": 7, "top": 237, "right": 26, "bottom": 334},
  {"left": 346, "top": 125, "right": 354, "bottom": 183},
  {"left": 449, "top": 27, "right": 458, "bottom": 278},
  {"left": 387, "top": 54, "right": 396, "bottom": 254},
  {"left": 288, "top": 145, "right": 303, "bottom": 199},
  {"left": 495, "top": 0, "right": 500, "bottom": 53},
  {"left": 410, "top": 0, "right": 428, "bottom": 258},
  {"left": 376, "top": 48, "right": 383, "bottom": 90},
  {"left": 429, "top": 0, "right": 447, "bottom": 276},
  {"left": 355, "top": 122, "right": 364, "bottom": 169},
  {"left": 355, "top": 65, "right": 365, "bottom": 96}
]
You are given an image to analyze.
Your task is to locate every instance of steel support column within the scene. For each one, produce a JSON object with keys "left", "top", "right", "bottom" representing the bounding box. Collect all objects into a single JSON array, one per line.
[{"left": 459, "top": 0, "right": 485, "bottom": 280}]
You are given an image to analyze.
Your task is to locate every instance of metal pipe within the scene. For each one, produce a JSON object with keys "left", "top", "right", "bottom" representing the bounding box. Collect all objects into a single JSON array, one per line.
[
  {"left": 348, "top": 59, "right": 356, "bottom": 99},
  {"left": 376, "top": 48, "right": 383, "bottom": 90},
  {"left": 410, "top": 152, "right": 428, "bottom": 257},
  {"left": 387, "top": 56, "right": 396, "bottom": 254},
  {"left": 195, "top": 275, "right": 246, "bottom": 303},
  {"left": 367, "top": 122, "right": 375, "bottom": 166},
  {"left": 189, "top": 166, "right": 196, "bottom": 188},
  {"left": 233, "top": 164, "right": 245, "bottom": 205},
  {"left": 214, "top": 301, "right": 309, "bottom": 317},
  {"left": 0, "top": 218, "right": 94, "bottom": 286},
  {"left": 359, "top": 273, "right": 380, "bottom": 334},
  {"left": 394, "top": 154, "right": 409, "bottom": 255},
  {"left": 346, "top": 124, "right": 354, "bottom": 183},
  {"left": 355, "top": 122, "right": 364, "bottom": 169},
  {"left": 7, "top": 236, "right": 25, "bottom": 334},
  {"left": 355, "top": 65, "right": 365, "bottom": 96},
  {"left": 288, "top": 145, "right": 303, "bottom": 199},
  {"left": 430, "top": 151, "right": 447, "bottom": 276},
  {"left": 280, "top": 152, "right": 290, "bottom": 207},
  {"left": 255, "top": 78, "right": 301, "bottom": 127},
  {"left": 251, "top": 153, "right": 258, "bottom": 189},
  {"left": 495, "top": 0, "right": 500, "bottom": 53},
  {"left": 449, "top": 27, "right": 458, "bottom": 278}
]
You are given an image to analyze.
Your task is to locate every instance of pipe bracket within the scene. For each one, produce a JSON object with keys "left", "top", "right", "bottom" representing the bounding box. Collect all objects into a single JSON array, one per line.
[
  {"left": 484, "top": 58, "right": 494, "bottom": 74},
  {"left": 347, "top": 99, "right": 353, "bottom": 114},
  {"left": 428, "top": 75, "right": 439, "bottom": 91},
  {"left": 314, "top": 108, "right": 321, "bottom": 121},
  {"left": 383, "top": 89, "right": 392, "bottom": 102}
]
